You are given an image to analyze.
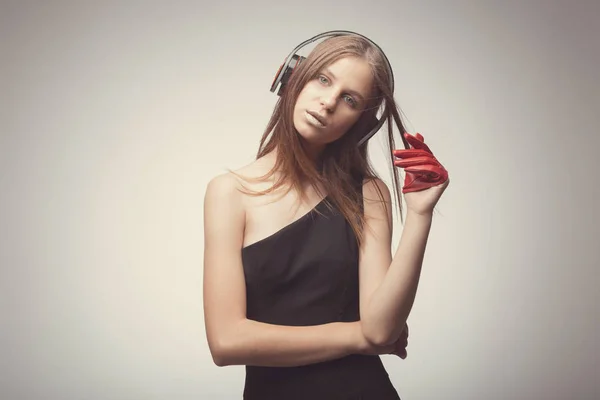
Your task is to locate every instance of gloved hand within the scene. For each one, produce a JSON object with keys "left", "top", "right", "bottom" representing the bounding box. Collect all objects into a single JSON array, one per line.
[{"left": 393, "top": 132, "right": 448, "bottom": 194}]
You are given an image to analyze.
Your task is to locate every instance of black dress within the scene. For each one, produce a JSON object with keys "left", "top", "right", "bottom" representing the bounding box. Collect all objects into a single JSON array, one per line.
[{"left": 240, "top": 182, "right": 401, "bottom": 399}]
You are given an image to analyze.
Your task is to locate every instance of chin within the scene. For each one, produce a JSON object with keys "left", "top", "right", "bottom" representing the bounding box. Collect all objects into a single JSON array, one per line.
[
  {"left": 294, "top": 111, "right": 337, "bottom": 146},
  {"left": 295, "top": 128, "right": 326, "bottom": 147},
  {"left": 293, "top": 114, "right": 319, "bottom": 141}
]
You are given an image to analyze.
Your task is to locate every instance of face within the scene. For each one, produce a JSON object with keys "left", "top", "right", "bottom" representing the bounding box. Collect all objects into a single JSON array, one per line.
[{"left": 292, "top": 56, "right": 374, "bottom": 151}]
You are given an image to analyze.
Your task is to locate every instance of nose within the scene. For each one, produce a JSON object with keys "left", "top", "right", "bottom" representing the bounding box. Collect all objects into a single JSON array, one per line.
[{"left": 319, "top": 89, "right": 338, "bottom": 112}]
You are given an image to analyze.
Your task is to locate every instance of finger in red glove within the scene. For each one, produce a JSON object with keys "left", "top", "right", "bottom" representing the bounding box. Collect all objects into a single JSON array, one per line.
[
  {"left": 392, "top": 148, "right": 431, "bottom": 159},
  {"left": 393, "top": 132, "right": 448, "bottom": 193},
  {"left": 394, "top": 155, "right": 438, "bottom": 169},
  {"left": 404, "top": 132, "right": 434, "bottom": 155}
]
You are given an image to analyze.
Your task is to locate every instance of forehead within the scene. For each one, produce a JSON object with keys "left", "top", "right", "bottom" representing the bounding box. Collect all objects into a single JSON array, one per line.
[{"left": 323, "top": 56, "right": 373, "bottom": 96}]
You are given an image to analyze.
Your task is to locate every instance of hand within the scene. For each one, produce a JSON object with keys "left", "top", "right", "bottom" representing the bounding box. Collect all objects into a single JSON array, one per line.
[
  {"left": 392, "top": 322, "right": 409, "bottom": 359},
  {"left": 393, "top": 132, "right": 449, "bottom": 215}
]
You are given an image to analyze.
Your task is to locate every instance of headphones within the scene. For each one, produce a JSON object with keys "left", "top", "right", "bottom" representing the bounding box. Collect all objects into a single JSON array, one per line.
[{"left": 269, "top": 30, "right": 395, "bottom": 147}]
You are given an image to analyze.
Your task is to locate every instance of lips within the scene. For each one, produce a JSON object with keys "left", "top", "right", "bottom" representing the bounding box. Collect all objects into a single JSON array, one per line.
[{"left": 307, "top": 110, "right": 327, "bottom": 127}]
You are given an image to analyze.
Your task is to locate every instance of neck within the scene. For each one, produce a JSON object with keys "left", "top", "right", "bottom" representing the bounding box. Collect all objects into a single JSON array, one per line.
[
  {"left": 265, "top": 145, "right": 325, "bottom": 184},
  {"left": 299, "top": 140, "right": 325, "bottom": 166}
]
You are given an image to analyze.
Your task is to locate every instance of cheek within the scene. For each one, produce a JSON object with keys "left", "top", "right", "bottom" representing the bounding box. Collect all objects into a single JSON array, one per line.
[
  {"left": 331, "top": 113, "right": 364, "bottom": 141},
  {"left": 335, "top": 112, "right": 361, "bottom": 131},
  {"left": 292, "top": 95, "right": 303, "bottom": 116},
  {"left": 294, "top": 88, "right": 310, "bottom": 112}
]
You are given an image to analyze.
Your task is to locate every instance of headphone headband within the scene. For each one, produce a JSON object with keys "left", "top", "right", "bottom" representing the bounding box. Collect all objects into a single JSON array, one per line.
[{"left": 270, "top": 30, "right": 394, "bottom": 146}]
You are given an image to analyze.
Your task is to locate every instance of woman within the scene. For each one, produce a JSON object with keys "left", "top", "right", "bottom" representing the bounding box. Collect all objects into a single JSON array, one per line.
[{"left": 203, "top": 32, "right": 449, "bottom": 399}]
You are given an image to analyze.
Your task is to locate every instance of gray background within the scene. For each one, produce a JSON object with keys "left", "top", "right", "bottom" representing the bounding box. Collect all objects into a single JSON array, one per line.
[{"left": 1, "top": 0, "right": 599, "bottom": 399}]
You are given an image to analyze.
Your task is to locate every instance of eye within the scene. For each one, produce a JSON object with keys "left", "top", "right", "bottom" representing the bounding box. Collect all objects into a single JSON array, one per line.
[
  {"left": 317, "top": 74, "right": 358, "bottom": 108},
  {"left": 343, "top": 95, "right": 357, "bottom": 107}
]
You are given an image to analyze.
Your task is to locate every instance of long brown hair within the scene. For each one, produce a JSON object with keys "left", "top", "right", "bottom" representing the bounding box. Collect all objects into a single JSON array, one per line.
[{"left": 235, "top": 34, "right": 409, "bottom": 245}]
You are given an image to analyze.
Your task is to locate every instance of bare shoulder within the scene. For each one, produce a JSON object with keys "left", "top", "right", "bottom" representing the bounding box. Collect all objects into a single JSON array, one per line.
[
  {"left": 204, "top": 172, "right": 245, "bottom": 210},
  {"left": 360, "top": 177, "right": 393, "bottom": 229},
  {"left": 361, "top": 177, "right": 392, "bottom": 204},
  {"left": 205, "top": 158, "right": 263, "bottom": 196},
  {"left": 204, "top": 158, "right": 274, "bottom": 211},
  {"left": 205, "top": 171, "right": 242, "bottom": 196},
  {"left": 203, "top": 171, "right": 247, "bottom": 254}
]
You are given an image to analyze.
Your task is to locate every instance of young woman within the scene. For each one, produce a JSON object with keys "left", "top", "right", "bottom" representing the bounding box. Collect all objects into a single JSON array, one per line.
[{"left": 203, "top": 31, "right": 449, "bottom": 399}]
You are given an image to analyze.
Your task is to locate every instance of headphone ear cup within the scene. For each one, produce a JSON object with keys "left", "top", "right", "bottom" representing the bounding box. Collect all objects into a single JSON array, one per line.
[
  {"left": 359, "top": 114, "right": 379, "bottom": 137},
  {"left": 364, "top": 114, "right": 379, "bottom": 132},
  {"left": 270, "top": 62, "right": 285, "bottom": 93},
  {"left": 353, "top": 113, "right": 381, "bottom": 146},
  {"left": 276, "top": 54, "right": 306, "bottom": 96}
]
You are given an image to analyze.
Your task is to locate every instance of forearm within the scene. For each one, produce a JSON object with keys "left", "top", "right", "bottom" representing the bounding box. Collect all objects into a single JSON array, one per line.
[
  {"left": 212, "top": 319, "right": 361, "bottom": 367},
  {"left": 363, "top": 211, "right": 433, "bottom": 345}
]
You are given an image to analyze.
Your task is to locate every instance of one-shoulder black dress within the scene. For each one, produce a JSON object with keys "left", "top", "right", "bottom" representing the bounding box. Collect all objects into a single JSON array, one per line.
[{"left": 240, "top": 185, "right": 401, "bottom": 399}]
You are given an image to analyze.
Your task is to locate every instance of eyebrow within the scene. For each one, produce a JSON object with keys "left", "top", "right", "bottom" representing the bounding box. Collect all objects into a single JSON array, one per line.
[{"left": 324, "top": 68, "right": 366, "bottom": 102}]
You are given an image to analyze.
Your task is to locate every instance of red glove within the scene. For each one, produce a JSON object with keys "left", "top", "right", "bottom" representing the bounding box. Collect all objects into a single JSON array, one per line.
[{"left": 393, "top": 132, "right": 448, "bottom": 194}]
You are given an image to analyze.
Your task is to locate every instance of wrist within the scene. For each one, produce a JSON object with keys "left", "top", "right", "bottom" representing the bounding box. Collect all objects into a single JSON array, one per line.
[
  {"left": 346, "top": 321, "right": 367, "bottom": 353},
  {"left": 406, "top": 209, "right": 433, "bottom": 221}
]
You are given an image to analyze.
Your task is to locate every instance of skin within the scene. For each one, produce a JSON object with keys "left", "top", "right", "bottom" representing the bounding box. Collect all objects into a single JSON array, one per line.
[
  {"left": 292, "top": 56, "right": 373, "bottom": 157},
  {"left": 202, "top": 55, "right": 447, "bottom": 368}
]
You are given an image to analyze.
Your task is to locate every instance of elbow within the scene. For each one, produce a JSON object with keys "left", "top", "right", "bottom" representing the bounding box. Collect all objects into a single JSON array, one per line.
[
  {"left": 210, "top": 350, "right": 228, "bottom": 367},
  {"left": 208, "top": 337, "right": 235, "bottom": 367},
  {"left": 212, "top": 356, "right": 228, "bottom": 368},
  {"left": 207, "top": 319, "right": 247, "bottom": 367},
  {"left": 361, "top": 320, "right": 396, "bottom": 347},
  {"left": 364, "top": 329, "right": 396, "bottom": 348}
]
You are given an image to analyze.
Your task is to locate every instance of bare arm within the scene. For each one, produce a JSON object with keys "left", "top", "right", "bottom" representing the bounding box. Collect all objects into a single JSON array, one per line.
[
  {"left": 358, "top": 179, "right": 432, "bottom": 346},
  {"left": 203, "top": 174, "right": 371, "bottom": 367}
]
